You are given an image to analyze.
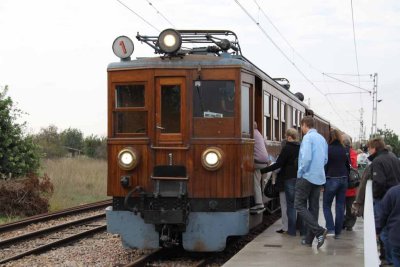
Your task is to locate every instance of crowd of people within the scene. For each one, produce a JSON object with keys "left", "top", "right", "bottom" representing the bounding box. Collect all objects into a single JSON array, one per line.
[{"left": 253, "top": 115, "right": 400, "bottom": 266}]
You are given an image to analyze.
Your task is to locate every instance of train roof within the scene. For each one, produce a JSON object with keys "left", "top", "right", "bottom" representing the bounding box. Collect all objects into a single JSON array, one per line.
[{"left": 108, "top": 54, "right": 307, "bottom": 107}]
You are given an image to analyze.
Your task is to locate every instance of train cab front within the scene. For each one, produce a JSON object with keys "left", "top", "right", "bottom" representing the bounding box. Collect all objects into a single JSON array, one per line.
[{"left": 106, "top": 30, "right": 254, "bottom": 252}]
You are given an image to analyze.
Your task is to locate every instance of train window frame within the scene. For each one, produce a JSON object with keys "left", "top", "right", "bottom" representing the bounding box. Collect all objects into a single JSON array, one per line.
[
  {"left": 241, "top": 83, "right": 252, "bottom": 138},
  {"left": 193, "top": 80, "right": 235, "bottom": 119},
  {"left": 272, "top": 97, "right": 280, "bottom": 141},
  {"left": 112, "top": 82, "right": 148, "bottom": 137},
  {"left": 263, "top": 92, "right": 271, "bottom": 140},
  {"left": 281, "top": 101, "right": 286, "bottom": 140}
]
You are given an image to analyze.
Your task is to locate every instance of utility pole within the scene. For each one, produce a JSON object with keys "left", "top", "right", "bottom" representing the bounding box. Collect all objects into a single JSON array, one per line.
[
  {"left": 371, "top": 73, "right": 378, "bottom": 137},
  {"left": 359, "top": 108, "right": 365, "bottom": 143}
]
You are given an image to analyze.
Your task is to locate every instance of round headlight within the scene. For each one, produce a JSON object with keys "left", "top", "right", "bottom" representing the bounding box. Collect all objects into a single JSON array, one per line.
[
  {"left": 117, "top": 147, "right": 139, "bottom": 170},
  {"left": 158, "top": 29, "right": 182, "bottom": 54},
  {"left": 201, "top": 147, "right": 224, "bottom": 171}
]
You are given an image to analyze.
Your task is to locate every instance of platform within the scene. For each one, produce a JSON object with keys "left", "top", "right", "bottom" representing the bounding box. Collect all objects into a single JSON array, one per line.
[{"left": 223, "top": 209, "right": 364, "bottom": 267}]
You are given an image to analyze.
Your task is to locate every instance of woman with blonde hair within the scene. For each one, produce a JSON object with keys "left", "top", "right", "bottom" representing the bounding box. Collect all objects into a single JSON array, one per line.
[
  {"left": 323, "top": 129, "right": 350, "bottom": 238},
  {"left": 261, "top": 128, "right": 300, "bottom": 236}
]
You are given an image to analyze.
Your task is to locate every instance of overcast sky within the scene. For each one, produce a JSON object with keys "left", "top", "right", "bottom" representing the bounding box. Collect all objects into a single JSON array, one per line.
[{"left": 0, "top": 0, "right": 399, "bottom": 140}]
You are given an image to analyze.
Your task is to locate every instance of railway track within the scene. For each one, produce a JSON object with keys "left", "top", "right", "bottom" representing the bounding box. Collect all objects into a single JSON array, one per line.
[
  {"left": 0, "top": 200, "right": 111, "bottom": 265},
  {"left": 122, "top": 248, "right": 208, "bottom": 267},
  {"left": 0, "top": 199, "right": 111, "bottom": 233}
]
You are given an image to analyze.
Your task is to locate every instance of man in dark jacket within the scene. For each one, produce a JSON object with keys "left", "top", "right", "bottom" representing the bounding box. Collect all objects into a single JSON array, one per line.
[
  {"left": 376, "top": 184, "right": 400, "bottom": 267},
  {"left": 368, "top": 137, "right": 400, "bottom": 265}
]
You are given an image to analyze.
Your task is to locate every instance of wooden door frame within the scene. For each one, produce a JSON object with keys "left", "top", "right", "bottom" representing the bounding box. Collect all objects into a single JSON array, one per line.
[{"left": 155, "top": 77, "right": 186, "bottom": 145}]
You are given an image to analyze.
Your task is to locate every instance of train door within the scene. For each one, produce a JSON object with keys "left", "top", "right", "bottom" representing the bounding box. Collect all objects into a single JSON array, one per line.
[{"left": 154, "top": 77, "right": 186, "bottom": 146}]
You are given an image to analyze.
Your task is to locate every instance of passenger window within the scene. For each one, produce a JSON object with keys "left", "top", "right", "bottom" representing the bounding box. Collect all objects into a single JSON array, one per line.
[
  {"left": 293, "top": 108, "right": 297, "bottom": 127},
  {"left": 193, "top": 80, "right": 235, "bottom": 118},
  {"left": 263, "top": 92, "right": 271, "bottom": 140},
  {"left": 115, "top": 85, "right": 145, "bottom": 107},
  {"left": 241, "top": 84, "right": 251, "bottom": 137},
  {"left": 273, "top": 97, "right": 279, "bottom": 141},
  {"left": 281, "top": 102, "right": 286, "bottom": 140},
  {"left": 113, "top": 83, "right": 147, "bottom": 136}
]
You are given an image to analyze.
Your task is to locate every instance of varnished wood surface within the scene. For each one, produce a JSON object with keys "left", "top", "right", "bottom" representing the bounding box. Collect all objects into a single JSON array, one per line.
[{"left": 107, "top": 142, "right": 254, "bottom": 198}]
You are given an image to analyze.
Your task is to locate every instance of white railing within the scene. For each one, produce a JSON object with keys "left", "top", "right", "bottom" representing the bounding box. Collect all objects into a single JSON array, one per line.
[{"left": 364, "top": 180, "right": 380, "bottom": 267}]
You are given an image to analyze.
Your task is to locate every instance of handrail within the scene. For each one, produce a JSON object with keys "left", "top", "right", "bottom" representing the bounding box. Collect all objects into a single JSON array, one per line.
[{"left": 364, "top": 180, "right": 380, "bottom": 267}]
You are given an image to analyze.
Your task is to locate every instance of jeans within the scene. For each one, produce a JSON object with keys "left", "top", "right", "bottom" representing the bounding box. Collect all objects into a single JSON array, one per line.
[
  {"left": 294, "top": 178, "right": 324, "bottom": 242},
  {"left": 285, "top": 178, "right": 297, "bottom": 236},
  {"left": 279, "top": 191, "right": 288, "bottom": 231},
  {"left": 323, "top": 177, "right": 347, "bottom": 235},
  {"left": 374, "top": 198, "right": 393, "bottom": 264},
  {"left": 392, "top": 244, "right": 400, "bottom": 267}
]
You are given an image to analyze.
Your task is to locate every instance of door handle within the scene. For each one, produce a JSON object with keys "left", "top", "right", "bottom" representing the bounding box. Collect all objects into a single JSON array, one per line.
[{"left": 156, "top": 125, "right": 165, "bottom": 130}]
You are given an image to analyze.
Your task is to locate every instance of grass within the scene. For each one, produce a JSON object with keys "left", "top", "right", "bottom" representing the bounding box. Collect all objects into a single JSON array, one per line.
[{"left": 42, "top": 157, "right": 109, "bottom": 211}]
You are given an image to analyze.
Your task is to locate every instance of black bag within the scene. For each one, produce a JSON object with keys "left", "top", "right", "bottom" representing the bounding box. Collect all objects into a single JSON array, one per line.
[
  {"left": 346, "top": 149, "right": 360, "bottom": 189},
  {"left": 264, "top": 178, "right": 279, "bottom": 198},
  {"left": 348, "top": 166, "right": 360, "bottom": 189}
]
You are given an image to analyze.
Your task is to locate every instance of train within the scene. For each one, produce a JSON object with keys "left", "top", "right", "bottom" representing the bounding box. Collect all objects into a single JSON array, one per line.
[{"left": 105, "top": 29, "right": 331, "bottom": 252}]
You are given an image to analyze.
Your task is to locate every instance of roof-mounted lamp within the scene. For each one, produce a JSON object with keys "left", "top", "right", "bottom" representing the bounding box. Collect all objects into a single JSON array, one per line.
[{"left": 157, "top": 29, "right": 182, "bottom": 54}]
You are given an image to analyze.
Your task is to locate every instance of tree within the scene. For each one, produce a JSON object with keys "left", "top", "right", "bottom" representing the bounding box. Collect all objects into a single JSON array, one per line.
[
  {"left": 33, "top": 125, "right": 67, "bottom": 158},
  {"left": 0, "top": 86, "right": 41, "bottom": 178},
  {"left": 377, "top": 128, "right": 400, "bottom": 156},
  {"left": 84, "top": 135, "right": 107, "bottom": 159},
  {"left": 61, "top": 128, "right": 84, "bottom": 156}
]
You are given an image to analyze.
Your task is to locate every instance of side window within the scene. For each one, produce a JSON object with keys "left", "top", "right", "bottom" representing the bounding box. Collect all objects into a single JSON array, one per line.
[
  {"left": 273, "top": 97, "right": 279, "bottom": 141},
  {"left": 114, "top": 84, "right": 147, "bottom": 135},
  {"left": 281, "top": 102, "right": 286, "bottom": 140},
  {"left": 293, "top": 108, "right": 297, "bottom": 127},
  {"left": 263, "top": 92, "right": 271, "bottom": 140},
  {"left": 241, "top": 84, "right": 251, "bottom": 137}
]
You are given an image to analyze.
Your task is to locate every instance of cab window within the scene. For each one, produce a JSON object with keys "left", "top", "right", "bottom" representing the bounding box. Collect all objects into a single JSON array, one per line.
[
  {"left": 193, "top": 80, "right": 235, "bottom": 118},
  {"left": 114, "top": 84, "right": 147, "bottom": 135}
]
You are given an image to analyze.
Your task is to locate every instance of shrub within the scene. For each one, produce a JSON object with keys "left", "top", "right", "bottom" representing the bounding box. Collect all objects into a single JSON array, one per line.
[
  {"left": 0, "top": 174, "right": 54, "bottom": 217},
  {"left": 0, "top": 86, "right": 41, "bottom": 178}
]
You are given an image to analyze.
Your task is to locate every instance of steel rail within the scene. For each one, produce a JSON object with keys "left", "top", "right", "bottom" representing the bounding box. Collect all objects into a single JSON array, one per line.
[
  {"left": 123, "top": 248, "right": 164, "bottom": 267},
  {"left": 0, "top": 213, "right": 105, "bottom": 247},
  {"left": 0, "top": 199, "right": 111, "bottom": 232},
  {"left": 0, "top": 224, "right": 106, "bottom": 265}
]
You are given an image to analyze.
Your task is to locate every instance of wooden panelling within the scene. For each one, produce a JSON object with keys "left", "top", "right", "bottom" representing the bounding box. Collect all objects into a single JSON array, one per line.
[
  {"left": 193, "top": 118, "right": 234, "bottom": 138},
  {"left": 107, "top": 144, "right": 152, "bottom": 196}
]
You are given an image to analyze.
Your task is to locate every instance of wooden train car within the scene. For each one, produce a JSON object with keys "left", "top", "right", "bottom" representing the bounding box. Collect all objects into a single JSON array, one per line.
[{"left": 106, "top": 29, "right": 331, "bottom": 251}]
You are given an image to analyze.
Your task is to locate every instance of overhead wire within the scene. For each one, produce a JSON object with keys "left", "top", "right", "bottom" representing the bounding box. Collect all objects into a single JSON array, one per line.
[
  {"left": 144, "top": 0, "right": 176, "bottom": 28},
  {"left": 350, "top": 0, "right": 361, "bottom": 87},
  {"left": 252, "top": 0, "right": 323, "bottom": 74},
  {"left": 252, "top": 0, "right": 370, "bottom": 96},
  {"left": 350, "top": 0, "right": 364, "bottom": 110},
  {"left": 323, "top": 73, "right": 371, "bottom": 93},
  {"left": 116, "top": 0, "right": 160, "bottom": 32},
  {"left": 234, "top": 0, "right": 348, "bottom": 127}
]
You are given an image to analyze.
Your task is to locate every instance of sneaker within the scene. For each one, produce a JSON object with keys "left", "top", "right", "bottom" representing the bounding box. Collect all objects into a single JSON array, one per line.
[
  {"left": 316, "top": 229, "right": 328, "bottom": 249},
  {"left": 276, "top": 229, "right": 286, "bottom": 234},
  {"left": 301, "top": 239, "right": 312, "bottom": 247},
  {"left": 326, "top": 230, "right": 335, "bottom": 237},
  {"left": 346, "top": 227, "right": 353, "bottom": 231},
  {"left": 334, "top": 234, "right": 341, "bottom": 239}
]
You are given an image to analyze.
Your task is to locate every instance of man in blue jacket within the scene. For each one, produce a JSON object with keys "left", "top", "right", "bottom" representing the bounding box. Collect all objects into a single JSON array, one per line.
[
  {"left": 376, "top": 184, "right": 400, "bottom": 267},
  {"left": 295, "top": 116, "right": 328, "bottom": 249}
]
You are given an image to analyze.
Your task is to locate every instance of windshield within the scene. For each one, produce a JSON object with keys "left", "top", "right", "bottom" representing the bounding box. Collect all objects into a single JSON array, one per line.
[{"left": 193, "top": 80, "right": 235, "bottom": 118}]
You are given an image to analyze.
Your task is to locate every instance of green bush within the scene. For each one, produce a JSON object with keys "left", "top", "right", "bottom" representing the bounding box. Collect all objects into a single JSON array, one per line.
[{"left": 0, "top": 86, "right": 41, "bottom": 178}]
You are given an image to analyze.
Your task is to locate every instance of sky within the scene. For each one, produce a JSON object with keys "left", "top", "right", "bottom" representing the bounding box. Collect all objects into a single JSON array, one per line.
[{"left": 0, "top": 0, "right": 399, "bottom": 140}]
